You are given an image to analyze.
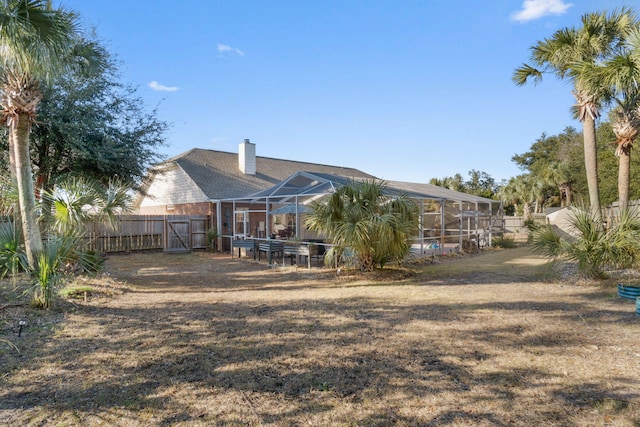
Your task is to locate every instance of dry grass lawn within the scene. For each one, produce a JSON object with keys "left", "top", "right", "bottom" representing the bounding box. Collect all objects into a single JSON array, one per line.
[{"left": 1, "top": 246, "right": 640, "bottom": 426}]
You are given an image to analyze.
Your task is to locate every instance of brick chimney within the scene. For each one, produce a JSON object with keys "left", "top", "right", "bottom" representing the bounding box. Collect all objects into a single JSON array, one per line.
[{"left": 238, "top": 139, "right": 256, "bottom": 175}]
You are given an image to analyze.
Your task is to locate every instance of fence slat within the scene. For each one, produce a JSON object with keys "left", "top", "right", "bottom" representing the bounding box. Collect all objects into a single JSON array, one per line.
[{"left": 81, "top": 215, "right": 210, "bottom": 254}]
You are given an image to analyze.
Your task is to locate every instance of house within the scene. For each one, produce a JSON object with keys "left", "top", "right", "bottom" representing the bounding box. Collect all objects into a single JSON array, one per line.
[
  {"left": 136, "top": 139, "right": 373, "bottom": 216},
  {"left": 136, "top": 139, "right": 503, "bottom": 254},
  {"left": 136, "top": 139, "right": 376, "bottom": 251}
]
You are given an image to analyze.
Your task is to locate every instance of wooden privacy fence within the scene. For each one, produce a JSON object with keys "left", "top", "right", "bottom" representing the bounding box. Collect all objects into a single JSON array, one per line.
[{"left": 82, "top": 215, "right": 210, "bottom": 254}]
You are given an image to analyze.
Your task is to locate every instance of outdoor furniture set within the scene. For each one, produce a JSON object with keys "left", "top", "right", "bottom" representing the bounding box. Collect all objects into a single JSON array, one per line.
[{"left": 231, "top": 238, "right": 325, "bottom": 268}]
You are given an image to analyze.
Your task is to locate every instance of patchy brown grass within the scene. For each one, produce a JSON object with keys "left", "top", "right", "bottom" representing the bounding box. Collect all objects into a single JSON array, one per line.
[{"left": 1, "top": 247, "right": 640, "bottom": 426}]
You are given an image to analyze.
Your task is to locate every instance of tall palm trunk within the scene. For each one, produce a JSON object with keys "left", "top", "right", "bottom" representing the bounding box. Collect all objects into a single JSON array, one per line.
[
  {"left": 514, "top": 9, "right": 637, "bottom": 220},
  {"left": 0, "top": 0, "right": 89, "bottom": 269},
  {"left": 613, "top": 115, "right": 638, "bottom": 212},
  {"left": 9, "top": 111, "right": 44, "bottom": 267},
  {"left": 360, "top": 250, "right": 374, "bottom": 272},
  {"left": 618, "top": 150, "right": 631, "bottom": 212},
  {"left": 576, "top": 92, "right": 602, "bottom": 220},
  {"left": 523, "top": 202, "right": 532, "bottom": 221},
  {"left": 8, "top": 130, "right": 17, "bottom": 177},
  {"left": 6, "top": 115, "right": 20, "bottom": 229},
  {"left": 2, "top": 73, "right": 45, "bottom": 268},
  {"left": 560, "top": 183, "right": 572, "bottom": 206}
]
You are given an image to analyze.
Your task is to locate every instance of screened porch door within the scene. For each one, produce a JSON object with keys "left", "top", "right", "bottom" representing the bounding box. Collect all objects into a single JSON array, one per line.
[{"left": 234, "top": 210, "right": 250, "bottom": 239}]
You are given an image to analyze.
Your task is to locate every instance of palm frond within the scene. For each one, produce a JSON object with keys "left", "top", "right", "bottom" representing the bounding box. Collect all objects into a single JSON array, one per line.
[
  {"left": 531, "top": 224, "right": 564, "bottom": 258},
  {"left": 305, "top": 179, "right": 418, "bottom": 270},
  {"left": 513, "top": 64, "right": 543, "bottom": 86},
  {"left": 0, "top": 0, "right": 80, "bottom": 81}
]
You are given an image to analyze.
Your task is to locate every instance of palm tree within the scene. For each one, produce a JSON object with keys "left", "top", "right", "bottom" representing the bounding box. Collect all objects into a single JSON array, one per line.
[
  {"left": 500, "top": 174, "right": 543, "bottom": 219},
  {"left": 305, "top": 179, "right": 418, "bottom": 271},
  {"left": 497, "top": 177, "right": 523, "bottom": 216},
  {"left": 0, "top": 1, "right": 83, "bottom": 268},
  {"left": 532, "top": 206, "right": 640, "bottom": 278},
  {"left": 513, "top": 9, "right": 637, "bottom": 220},
  {"left": 542, "top": 161, "right": 573, "bottom": 207},
  {"left": 612, "top": 108, "right": 640, "bottom": 211},
  {"left": 31, "top": 176, "right": 131, "bottom": 308},
  {"left": 577, "top": 25, "right": 640, "bottom": 211},
  {"left": 42, "top": 176, "right": 132, "bottom": 236},
  {"left": 429, "top": 174, "right": 466, "bottom": 192}
]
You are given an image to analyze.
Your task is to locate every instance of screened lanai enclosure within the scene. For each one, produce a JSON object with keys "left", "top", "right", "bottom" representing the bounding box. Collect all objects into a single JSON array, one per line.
[{"left": 217, "top": 171, "right": 503, "bottom": 261}]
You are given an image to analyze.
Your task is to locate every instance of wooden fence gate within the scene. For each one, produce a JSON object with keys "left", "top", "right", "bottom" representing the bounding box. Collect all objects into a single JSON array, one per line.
[
  {"left": 81, "top": 215, "right": 209, "bottom": 254},
  {"left": 165, "top": 220, "right": 191, "bottom": 253}
]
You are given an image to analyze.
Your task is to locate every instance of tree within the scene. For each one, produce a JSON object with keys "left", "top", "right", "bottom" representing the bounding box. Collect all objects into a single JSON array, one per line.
[
  {"left": 498, "top": 174, "right": 546, "bottom": 219},
  {"left": 508, "top": 121, "right": 640, "bottom": 209},
  {"left": 594, "top": 121, "right": 640, "bottom": 206},
  {"left": 305, "top": 179, "right": 418, "bottom": 271},
  {"left": 429, "top": 174, "right": 466, "bottom": 192},
  {"left": 512, "top": 129, "right": 581, "bottom": 208},
  {"left": 430, "top": 170, "right": 497, "bottom": 199},
  {"left": 512, "top": 128, "right": 580, "bottom": 176},
  {"left": 542, "top": 161, "right": 573, "bottom": 207},
  {"left": 28, "top": 43, "right": 167, "bottom": 196},
  {"left": 497, "top": 178, "right": 521, "bottom": 216},
  {"left": 0, "top": 0, "right": 87, "bottom": 268},
  {"left": 41, "top": 176, "right": 132, "bottom": 237},
  {"left": 34, "top": 176, "right": 131, "bottom": 308},
  {"left": 465, "top": 170, "right": 497, "bottom": 199},
  {"left": 577, "top": 24, "right": 640, "bottom": 210},
  {"left": 513, "top": 8, "right": 637, "bottom": 219},
  {"left": 0, "top": 174, "right": 132, "bottom": 308}
]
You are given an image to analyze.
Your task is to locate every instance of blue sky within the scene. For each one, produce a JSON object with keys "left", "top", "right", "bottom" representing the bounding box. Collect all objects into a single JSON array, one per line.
[{"left": 62, "top": 0, "right": 633, "bottom": 184}]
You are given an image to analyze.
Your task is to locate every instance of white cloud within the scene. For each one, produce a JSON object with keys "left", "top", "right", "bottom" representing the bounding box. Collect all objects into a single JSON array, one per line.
[
  {"left": 148, "top": 81, "right": 179, "bottom": 92},
  {"left": 217, "top": 43, "right": 245, "bottom": 56},
  {"left": 512, "top": 0, "right": 573, "bottom": 23}
]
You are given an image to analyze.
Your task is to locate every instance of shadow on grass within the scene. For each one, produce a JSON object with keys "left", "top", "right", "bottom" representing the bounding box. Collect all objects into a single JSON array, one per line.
[
  {"left": 2, "top": 290, "right": 639, "bottom": 426},
  {"left": 2, "top": 248, "right": 639, "bottom": 426}
]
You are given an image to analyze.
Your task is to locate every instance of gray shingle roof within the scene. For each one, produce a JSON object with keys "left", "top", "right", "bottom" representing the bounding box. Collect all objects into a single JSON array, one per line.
[
  {"left": 233, "top": 171, "right": 497, "bottom": 205},
  {"left": 161, "top": 148, "right": 375, "bottom": 200},
  {"left": 384, "top": 180, "right": 498, "bottom": 204}
]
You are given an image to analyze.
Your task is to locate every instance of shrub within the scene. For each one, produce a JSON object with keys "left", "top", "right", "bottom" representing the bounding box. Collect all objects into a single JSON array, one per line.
[
  {"left": 207, "top": 228, "right": 219, "bottom": 252},
  {"left": 531, "top": 207, "right": 640, "bottom": 278},
  {"left": 305, "top": 180, "right": 418, "bottom": 271},
  {"left": 31, "top": 235, "right": 102, "bottom": 309},
  {"left": 524, "top": 219, "right": 538, "bottom": 231},
  {"left": 59, "top": 285, "right": 94, "bottom": 299},
  {"left": 0, "top": 221, "right": 27, "bottom": 279},
  {"left": 492, "top": 235, "right": 517, "bottom": 249}
]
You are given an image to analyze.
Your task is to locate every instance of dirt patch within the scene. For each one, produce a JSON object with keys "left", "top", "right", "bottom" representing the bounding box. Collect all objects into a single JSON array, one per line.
[{"left": 1, "top": 247, "right": 639, "bottom": 426}]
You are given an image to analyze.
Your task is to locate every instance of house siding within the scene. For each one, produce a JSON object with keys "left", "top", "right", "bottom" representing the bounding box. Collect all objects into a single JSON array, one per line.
[
  {"left": 138, "top": 201, "right": 212, "bottom": 215},
  {"left": 136, "top": 148, "right": 376, "bottom": 217},
  {"left": 139, "top": 165, "right": 209, "bottom": 211}
]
